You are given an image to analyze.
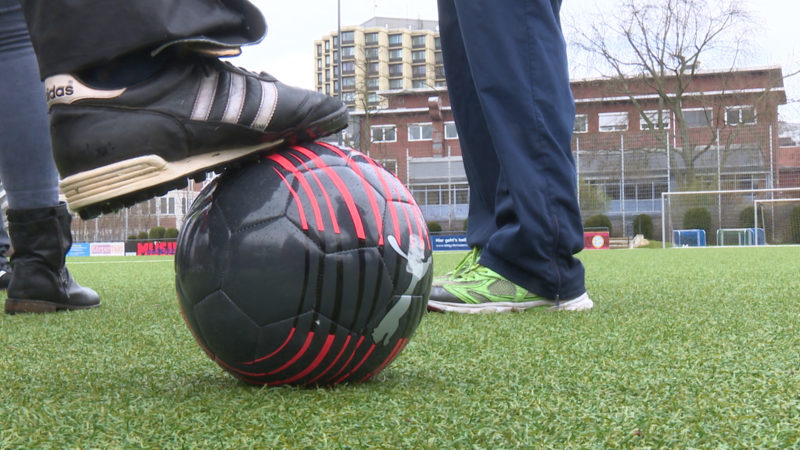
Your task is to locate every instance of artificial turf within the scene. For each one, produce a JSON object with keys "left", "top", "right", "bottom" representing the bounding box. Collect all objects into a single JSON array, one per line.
[{"left": 1, "top": 247, "right": 799, "bottom": 447}]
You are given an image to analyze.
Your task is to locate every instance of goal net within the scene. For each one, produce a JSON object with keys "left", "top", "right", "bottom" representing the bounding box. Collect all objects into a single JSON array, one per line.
[{"left": 661, "top": 188, "right": 800, "bottom": 247}]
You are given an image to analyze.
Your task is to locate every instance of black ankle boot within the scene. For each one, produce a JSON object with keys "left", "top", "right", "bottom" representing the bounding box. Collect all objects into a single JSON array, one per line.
[{"left": 5, "top": 203, "right": 100, "bottom": 314}]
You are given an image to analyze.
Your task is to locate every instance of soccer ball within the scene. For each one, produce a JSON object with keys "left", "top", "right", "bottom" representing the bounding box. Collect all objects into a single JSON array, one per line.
[{"left": 175, "top": 142, "right": 433, "bottom": 386}]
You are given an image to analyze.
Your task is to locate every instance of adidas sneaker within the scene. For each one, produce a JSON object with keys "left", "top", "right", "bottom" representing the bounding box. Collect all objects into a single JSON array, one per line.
[{"left": 46, "top": 54, "right": 348, "bottom": 219}]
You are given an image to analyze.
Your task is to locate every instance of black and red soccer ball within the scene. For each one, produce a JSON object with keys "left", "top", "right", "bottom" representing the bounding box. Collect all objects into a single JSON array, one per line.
[{"left": 175, "top": 142, "right": 433, "bottom": 385}]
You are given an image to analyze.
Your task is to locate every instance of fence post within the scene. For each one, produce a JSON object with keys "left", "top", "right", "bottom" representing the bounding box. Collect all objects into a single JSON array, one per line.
[
  {"left": 620, "top": 134, "right": 625, "bottom": 237},
  {"left": 575, "top": 136, "right": 581, "bottom": 205}
]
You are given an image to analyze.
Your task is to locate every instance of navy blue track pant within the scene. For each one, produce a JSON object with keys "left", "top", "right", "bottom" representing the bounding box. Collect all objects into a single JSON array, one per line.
[{"left": 438, "top": 0, "right": 585, "bottom": 300}]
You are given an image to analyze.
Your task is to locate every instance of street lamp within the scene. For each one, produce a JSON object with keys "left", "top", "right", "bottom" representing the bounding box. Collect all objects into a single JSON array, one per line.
[{"left": 337, "top": 0, "right": 343, "bottom": 145}]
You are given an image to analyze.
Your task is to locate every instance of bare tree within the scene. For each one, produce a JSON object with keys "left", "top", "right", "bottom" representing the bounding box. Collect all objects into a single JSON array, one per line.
[{"left": 572, "top": 0, "right": 755, "bottom": 188}]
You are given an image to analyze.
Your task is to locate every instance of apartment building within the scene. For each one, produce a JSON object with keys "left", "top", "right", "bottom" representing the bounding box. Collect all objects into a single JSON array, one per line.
[{"left": 314, "top": 17, "right": 444, "bottom": 111}]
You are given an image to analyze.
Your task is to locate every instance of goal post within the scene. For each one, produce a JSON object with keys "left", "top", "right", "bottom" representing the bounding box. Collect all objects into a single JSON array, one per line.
[{"left": 661, "top": 187, "right": 800, "bottom": 248}]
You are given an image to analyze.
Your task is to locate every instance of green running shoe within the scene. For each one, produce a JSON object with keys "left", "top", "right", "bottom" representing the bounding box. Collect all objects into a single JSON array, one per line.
[
  {"left": 427, "top": 265, "right": 593, "bottom": 314},
  {"left": 433, "top": 247, "right": 481, "bottom": 283}
]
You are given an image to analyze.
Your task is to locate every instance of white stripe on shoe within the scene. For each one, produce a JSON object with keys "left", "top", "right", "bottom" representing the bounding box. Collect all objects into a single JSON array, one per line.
[
  {"left": 222, "top": 73, "right": 246, "bottom": 124},
  {"left": 190, "top": 71, "right": 219, "bottom": 121},
  {"left": 251, "top": 80, "right": 278, "bottom": 130}
]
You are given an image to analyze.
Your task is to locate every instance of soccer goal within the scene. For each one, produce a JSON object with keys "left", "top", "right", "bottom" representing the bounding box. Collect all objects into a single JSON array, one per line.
[{"left": 661, "top": 187, "right": 800, "bottom": 247}]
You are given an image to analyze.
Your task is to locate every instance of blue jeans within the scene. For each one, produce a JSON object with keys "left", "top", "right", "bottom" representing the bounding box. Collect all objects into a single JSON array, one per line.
[
  {"left": 438, "top": 0, "right": 585, "bottom": 299},
  {"left": 0, "top": 0, "right": 60, "bottom": 210}
]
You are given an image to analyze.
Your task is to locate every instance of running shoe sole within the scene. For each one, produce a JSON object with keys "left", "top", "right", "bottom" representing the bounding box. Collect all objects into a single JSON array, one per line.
[{"left": 427, "top": 292, "right": 594, "bottom": 314}]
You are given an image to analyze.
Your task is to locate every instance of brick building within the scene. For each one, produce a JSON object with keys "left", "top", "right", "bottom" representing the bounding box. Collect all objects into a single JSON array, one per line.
[{"left": 352, "top": 65, "right": 796, "bottom": 233}]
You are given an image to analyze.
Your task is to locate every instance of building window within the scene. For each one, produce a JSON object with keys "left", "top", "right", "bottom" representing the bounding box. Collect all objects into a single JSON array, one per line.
[
  {"left": 371, "top": 125, "right": 397, "bottom": 143},
  {"left": 333, "top": 51, "right": 338, "bottom": 63},
  {"left": 412, "top": 79, "right": 427, "bottom": 88},
  {"left": 640, "top": 110, "right": 671, "bottom": 130},
  {"left": 316, "top": 44, "right": 322, "bottom": 56},
  {"left": 411, "top": 35, "right": 426, "bottom": 48},
  {"left": 160, "top": 197, "right": 175, "bottom": 215},
  {"left": 317, "top": 58, "right": 322, "bottom": 69},
  {"left": 317, "top": 73, "right": 322, "bottom": 84},
  {"left": 682, "top": 108, "right": 713, "bottom": 129},
  {"left": 366, "top": 77, "right": 379, "bottom": 90},
  {"left": 342, "top": 76, "right": 355, "bottom": 90},
  {"left": 367, "top": 93, "right": 380, "bottom": 104},
  {"left": 444, "top": 121, "right": 458, "bottom": 139},
  {"left": 411, "top": 183, "right": 469, "bottom": 207},
  {"left": 412, "top": 50, "right": 426, "bottom": 63},
  {"left": 412, "top": 65, "right": 426, "bottom": 78},
  {"left": 377, "top": 159, "right": 398, "bottom": 174},
  {"left": 367, "top": 62, "right": 379, "bottom": 75},
  {"left": 365, "top": 47, "right": 379, "bottom": 61},
  {"left": 325, "top": 40, "right": 330, "bottom": 51},
  {"left": 574, "top": 114, "right": 588, "bottom": 133},
  {"left": 434, "top": 51, "right": 443, "bottom": 65},
  {"left": 389, "top": 48, "right": 403, "bottom": 61},
  {"left": 365, "top": 32, "right": 379, "bottom": 46},
  {"left": 725, "top": 105, "right": 756, "bottom": 126},
  {"left": 332, "top": 65, "right": 339, "bottom": 77},
  {"left": 598, "top": 112, "right": 628, "bottom": 132},
  {"left": 341, "top": 46, "right": 355, "bottom": 60},
  {"left": 434, "top": 36, "right": 441, "bottom": 50},
  {"left": 388, "top": 33, "right": 402, "bottom": 47},
  {"left": 389, "top": 78, "right": 404, "bottom": 90},
  {"left": 342, "top": 92, "right": 355, "bottom": 103},
  {"left": 408, "top": 123, "right": 433, "bottom": 141},
  {"left": 389, "top": 63, "right": 403, "bottom": 77},
  {"left": 341, "top": 31, "right": 354, "bottom": 44},
  {"left": 341, "top": 61, "right": 355, "bottom": 74},
  {"left": 325, "top": 55, "right": 330, "bottom": 67}
]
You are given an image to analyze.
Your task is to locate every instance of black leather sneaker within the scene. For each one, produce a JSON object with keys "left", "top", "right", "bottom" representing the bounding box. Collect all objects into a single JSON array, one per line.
[{"left": 46, "top": 54, "right": 348, "bottom": 219}]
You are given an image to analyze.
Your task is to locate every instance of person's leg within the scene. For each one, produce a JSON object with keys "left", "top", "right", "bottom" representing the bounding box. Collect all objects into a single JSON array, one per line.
[
  {"left": 20, "top": 0, "right": 347, "bottom": 219},
  {"left": 0, "top": 0, "right": 99, "bottom": 313},
  {"left": 429, "top": 0, "right": 590, "bottom": 312},
  {"left": 21, "top": 0, "right": 266, "bottom": 78},
  {"left": 436, "top": 0, "right": 499, "bottom": 251}
]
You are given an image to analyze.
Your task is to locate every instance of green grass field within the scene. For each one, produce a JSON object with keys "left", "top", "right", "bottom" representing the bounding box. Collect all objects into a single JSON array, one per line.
[{"left": 1, "top": 247, "right": 799, "bottom": 447}]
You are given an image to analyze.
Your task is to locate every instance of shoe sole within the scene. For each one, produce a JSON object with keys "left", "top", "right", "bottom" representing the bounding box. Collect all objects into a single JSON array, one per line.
[
  {"left": 427, "top": 293, "right": 594, "bottom": 314},
  {"left": 61, "top": 142, "right": 282, "bottom": 219},
  {"left": 5, "top": 298, "right": 101, "bottom": 314},
  {"left": 61, "top": 107, "right": 348, "bottom": 219}
]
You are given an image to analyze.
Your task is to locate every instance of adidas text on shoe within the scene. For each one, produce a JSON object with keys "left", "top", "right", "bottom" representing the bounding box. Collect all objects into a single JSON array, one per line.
[
  {"left": 427, "top": 265, "right": 593, "bottom": 313},
  {"left": 46, "top": 55, "right": 348, "bottom": 219}
]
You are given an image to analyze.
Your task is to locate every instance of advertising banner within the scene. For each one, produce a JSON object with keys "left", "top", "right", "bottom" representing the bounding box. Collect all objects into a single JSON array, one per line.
[
  {"left": 89, "top": 242, "right": 126, "bottom": 256},
  {"left": 66, "top": 242, "right": 91, "bottom": 257},
  {"left": 431, "top": 234, "right": 470, "bottom": 251},
  {"left": 583, "top": 231, "right": 610, "bottom": 250}
]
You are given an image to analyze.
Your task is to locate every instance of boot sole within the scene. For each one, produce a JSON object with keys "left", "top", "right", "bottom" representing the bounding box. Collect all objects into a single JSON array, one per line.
[
  {"left": 60, "top": 107, "right": 348, "bottom": 219},
  {"left": 5, "top": 298, "right": 101, "bottom": 314}
]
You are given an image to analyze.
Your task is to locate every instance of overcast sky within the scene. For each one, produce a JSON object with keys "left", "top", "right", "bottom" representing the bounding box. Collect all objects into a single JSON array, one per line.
[{"left": 233, "top": 0, "right": 800, "bottom": 121}]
